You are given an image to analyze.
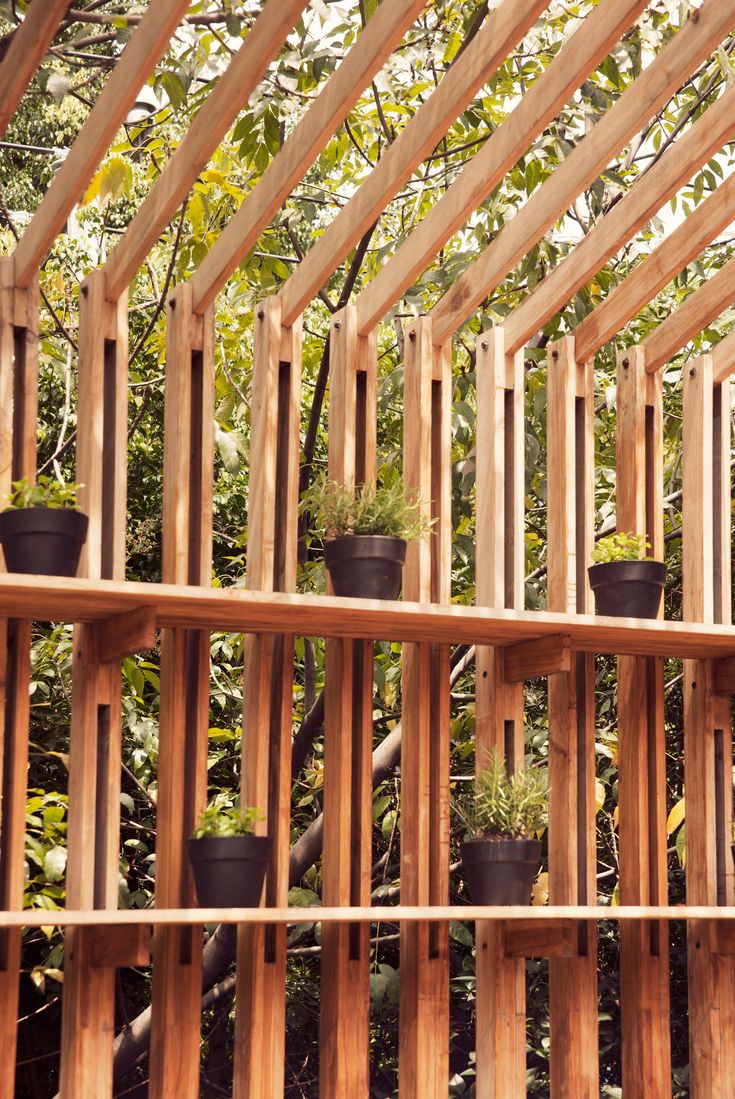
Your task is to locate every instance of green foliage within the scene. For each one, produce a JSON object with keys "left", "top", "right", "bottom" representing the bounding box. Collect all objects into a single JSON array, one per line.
[
  {"left": 191, "top": 802, "right": 261, "bottom": 840},
  {"left": 591, "top": 531, "right": 651, "bottom": 564},
  {"left": 301, "top": 473, "right": 433, "bottom": 540},
  {"left": 6, "top": 475, "right": 80, "bottom": 510},
  {"left": 461, "top": 751, "right": 548, "bottom": 839}
]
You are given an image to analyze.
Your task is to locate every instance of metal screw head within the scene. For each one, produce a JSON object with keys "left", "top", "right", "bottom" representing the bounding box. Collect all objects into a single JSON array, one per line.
[
  {"left": 689, "top": 367, "right": 697, "bottom": 377},
  {"left": 551, "top": 349, "right": 559, "bottom": 360},
  {"left": 480, "top": 340, "right": 488, "bottom": 351},
  {"left": 408, "top": 330, "right": 416, "bottom": 342}
]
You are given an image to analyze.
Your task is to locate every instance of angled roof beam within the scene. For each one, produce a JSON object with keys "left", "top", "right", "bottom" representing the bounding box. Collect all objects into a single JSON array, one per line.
[
  {"left": 275, "top": 0, "right": 550, "bottom": 328},
  {"left": 640, "top": 228, "right": 735, "bottom": 373},
  {"left": 0, "top": 0, "right": 73, "bottom": 140},
  {"left": 427, "top": 0, "right": 735, "bottom": 346},
  {"left": 574, "top": 168, "right": 735, "bottom": 365},
  {"left": 12, "top": 0, "right": 192, "bottom": 288},
  {"left": 103, "top": 0, "right": 308, "bottom": 301},
  {"left": 189, "top": 0, "right": 429, "bottom": 315},
  {"left": 353, "top": 0, "right": 652, "bottom": 337},
  {"left": 503, "top": 82, "right": 735, "bottom": 355}
]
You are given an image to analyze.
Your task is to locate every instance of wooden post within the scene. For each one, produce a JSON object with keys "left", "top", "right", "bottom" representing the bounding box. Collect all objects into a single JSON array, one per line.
[
  {"left": 474, "top": 327, "right": 526, "bottom": 1096},
  {"left": 320, "top": 304, "right": 376, "bottom": 1096},
  {"left": 148, "top": 284, "right": 214, "bottom": 1098},
  {"left": 398, "top": 316, "right": 451, "bottom": 1096},
  {"left": 59, "top": 269, "right": 130, "bottom": 1098},
  {"left": 547, "top": 337, "right": 598, "bottom": 1097},
  {"left": 682, "top": 356, "right": 735, "bottom": 1096},
  {"left": 615, "top": 347, "right": 671, "bottom": 1098},
  {"left": 0, "top": 257, "right": 38, "bottom": 1099},
  {"left": 233, "top": 297, "right": 302, "bottom": 1097}
]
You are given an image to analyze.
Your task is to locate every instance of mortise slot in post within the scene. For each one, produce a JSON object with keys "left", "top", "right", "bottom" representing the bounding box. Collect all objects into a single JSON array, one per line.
[
  {"left": 264, "top": 633, "right": 286, "bottom": 964},
  {"left": 646, "top": 657, "right": 660, "bottom": 957},
  {"left": 576, "top": 651, "right": 588, "bottom": 905},
  {"left": 11, "top": 328, "right": 27, "bottom": 483},
  {"left": 101, "top": 339, "right": 117, "bottom": 580},
  {"left": 94, "top": 705, "right": 111, "bottom": 909},
  {"left": 715, "top": 728, "right": 726, "bottom": 906},
  {"left": 354, "top": 369, "right": 367, "bottom": 488},
  {"left": 713, "top": 386, "right": 724, "bottom": 623},
  {"left": 504, "top": 720, "right": 515, "bottom": 776},
  {"left": 430, "top": 380, "right": 442, "bottom": 606},
  {"left": 273, "top": 362, "right": 292, "bottom": 593},
  {"left": 428, "top": 644, "right": 441, "bottom": 960},
  {"left": 503, "top": 389, "right": 515, "bottom": 610},
  {"left": 574, "top": 397, "right": 586, "bottom": 614},
  {"left": 0, "top": 624, "right": 19, "bottom": 914},
  {"left": 644, "top": 405, "right": 655, "bottom": 554},
  {"left": 349, "top": 641, "right": 368, "bottom": 961},
  {"left": 188, "top": 351, "right": 204, "bottom": 587}
]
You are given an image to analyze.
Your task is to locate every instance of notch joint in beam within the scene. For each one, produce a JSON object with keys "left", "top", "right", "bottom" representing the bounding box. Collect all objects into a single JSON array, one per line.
[
  {"left": 503, "top": 634, "right": 571, "bottom": 683},
  {"left": 88, "top": 923, "right": 152, "bottom": 968},
  {"left": 501, "top": 918, "right": 575, "bottom": 958},
  {"left": 96, "top": 606, "right": 156, "bottom": 664}
]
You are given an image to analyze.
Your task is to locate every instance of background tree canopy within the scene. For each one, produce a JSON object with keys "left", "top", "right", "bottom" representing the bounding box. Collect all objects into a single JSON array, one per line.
[{"left": 0, "top": 0, "right": 729, "bottom": 1094}]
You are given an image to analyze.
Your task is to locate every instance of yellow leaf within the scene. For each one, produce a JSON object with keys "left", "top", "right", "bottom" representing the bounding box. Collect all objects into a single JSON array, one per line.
[
  {"left": 595, "top": 778, "right": 606, "bottom": 813},
  {"left": 531, "top": 871, "right": 549, "bottom": 906},
  {"left": 666, "top": 797, "right": 686, "bottom": 835}
]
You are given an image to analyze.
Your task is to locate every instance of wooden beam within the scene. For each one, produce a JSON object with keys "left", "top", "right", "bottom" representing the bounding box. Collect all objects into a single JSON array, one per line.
[
  {"left": 502, "top": 919, "right": 576, "bottom": 958},
  {"left": 103, "top": 0, "right": 305, "bottom": 299},
  {"left": 504, "top": 82, "right": 735, "bottom": 354},
  {"left": 711, "top": 922, "right": 735, "bottom": 954},
  {"left": 712, "top": 657, "right": 735, "bottom": 694},
  {"left": 399, "top": 316, "right": 451, "bottom": 1097},
  {"left": 576, "top": 168, "right": 735, "bottom": 366},
  {"left": 278, "top": 0, "right": 547, "bottom": 327},
  {"left": 0, "top": 0, "right": 73, "bottom": 140},
  {"left": 13, "top": 0, "right": 191, "bottom": 286},
  {"left": 429, "top": 0, "right": 735, "bottom": 345},
  {"left": 503, "top": 633, "right": 571, "bottom": 682},
  {"left": 89, "top": 923, "right": 151, "bottom": 968},
  {"left": 189, "top": 0, "right": 426, "bottom": 314},
  {"left": 712, "top": 327, "right": 735, "bottom": 384},
  {"left": 96, "top": 605, "right": 156, "bottom": 663}
]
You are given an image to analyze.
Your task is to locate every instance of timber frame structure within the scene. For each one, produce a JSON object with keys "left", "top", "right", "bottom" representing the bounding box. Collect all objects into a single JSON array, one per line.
[{"left": 3, "top": 0, "right": 735, "bottom": 1096}]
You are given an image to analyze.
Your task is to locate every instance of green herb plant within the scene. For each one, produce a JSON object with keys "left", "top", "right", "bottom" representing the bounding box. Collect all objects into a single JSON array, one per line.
[
  {"left": 7, "top": 475, "right": 81, "bottom": 510},
  {"left": 192, "top": 804, "right": 261, "bottom": 839},
  {"left": 591, "top": 531, "right": 651, "bottom": 564},
  {"left": 461, "top": 751, "right": 548, "bottom": 839},
  {"left": 302, "top": 474, "right": 433, "bottom": 541}
]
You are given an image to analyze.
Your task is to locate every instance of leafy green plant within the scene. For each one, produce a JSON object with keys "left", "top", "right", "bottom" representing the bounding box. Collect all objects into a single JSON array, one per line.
[
  {"left": 461, "top": 751, "right": 548, "bottom": 839},
  {"left": 191, "top": 803, "right": 261, "bottom": 839},
  {"left": 7, "top": 475, "right": 81, "bottom": 510},
  {"left": 301, "top": 474, "right": 433, "bottom": 540},
  {"left": 591, "top": 531, "right": 651, "bottom": 564}
]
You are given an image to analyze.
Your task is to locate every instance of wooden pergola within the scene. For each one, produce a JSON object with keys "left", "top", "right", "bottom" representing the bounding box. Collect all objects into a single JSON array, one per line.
[{"left": 2, "top": 0, "right": 735, "bottom": 1095}]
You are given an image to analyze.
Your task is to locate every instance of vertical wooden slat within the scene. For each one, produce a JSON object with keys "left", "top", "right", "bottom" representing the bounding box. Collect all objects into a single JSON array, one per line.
[
  {"left": 615, "top": 347, "right": 671, "bottom": 1099},
  {"left": 0, "top": 257, "right": 38, "bottom": 1099},
  {"left": 60, "top": 269, "right": 129, "bottom": 1099},
  {"left": 399, "top": 316, "right": 451, "bottom": 1096},
  {"left": 682, "top": 355, "right": 735, "bottom": 1097},
  {"left": 474, "top": 327, "right": 526, "bottom": 1097},
  {"left": 546, "top": 337, "right": 598, "bottom": 1098},
  {"left": 234, "top": 297, "right": 302, "bottom": 1097},
  {"left": 149, "top": 285, "right": 214, "bottom": 1099},
  {"left": 320, "top": 304, "right": 376, "bottom": 1097}
]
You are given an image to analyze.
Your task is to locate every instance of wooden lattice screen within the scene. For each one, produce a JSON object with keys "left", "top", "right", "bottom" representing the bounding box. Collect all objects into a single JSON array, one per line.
[{"left": 3, "top": 0, "right": 735, "bottom": 1096}]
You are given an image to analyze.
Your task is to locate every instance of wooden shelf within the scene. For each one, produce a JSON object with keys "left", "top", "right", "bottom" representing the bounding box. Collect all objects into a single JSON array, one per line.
[
  {"left": 7, "top": 905, "right": 735, "bottom": 928},
  {"left": 0, "top": 573, "right": 734, "bottom": 659}
]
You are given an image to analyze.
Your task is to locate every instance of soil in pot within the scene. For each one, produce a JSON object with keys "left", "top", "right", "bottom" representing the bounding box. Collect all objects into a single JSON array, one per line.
[
  {"left": 325, "top": 534, "right": 406, "bottom": 599},
  {"left": 186, "top": 834, "right": 272, "bottom": 907},
  {"left": 588, "top": 559, "right": 666, "bottom": 619},
  {"left": 0, "top": 507, "right": 88, "bottom": 576},
  {"left": 461, "top": 836, "right": 542, "bottom": 905}
]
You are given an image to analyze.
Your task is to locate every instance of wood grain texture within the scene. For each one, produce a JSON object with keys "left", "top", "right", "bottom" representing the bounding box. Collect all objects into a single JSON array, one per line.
[
  {"left": 616, "top": 348, "right": 671, "bottom": 1099},
  {"left": 356, "top": 0, "right": 651, "bottom": 336},
  {"left": 234, "top": 298, "right": 302, "bottom": 1099},
  {"left": 399, "top": 317, "right": 451, "bottom": 1097},
  {"left": 505, "top": 82, "right": 735, "bottom": 354},
  {"left": 546, "top": 337, "right": 598, "bottom": 1099},
  {"left": 279, "top": 0, "right": 547, "bottom": 327},
  {"left": 13, "top": 0, "right": 191, "bottom": 286},
  {"left": 503, "top": 633, "right": 571, "bottom": 682},
  {"left": 0, "top": 0, "right": 74, "bottom": 140},
  {"left": 474, "top": 327, "right": 526, "bottom": 1097},
  {"left": 430, "top": 0, "right": 735, "bottom": 345}
]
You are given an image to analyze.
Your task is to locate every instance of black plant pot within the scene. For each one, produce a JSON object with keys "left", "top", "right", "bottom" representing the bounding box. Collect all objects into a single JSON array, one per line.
[
  {"left": 325, "top": 534, "right": 406, "bottom": 599},
  {"left": 461, "top": 836, "right": 542, "bottom": 906},
  {"left": 186, "top": 834, "right": 272, "bottom": 907},
  {"left": 588, "top": 559, "right": 666, "bottom": 619},
  {"left": 0, "top": 507, "right": 88, "bottom": 577}
]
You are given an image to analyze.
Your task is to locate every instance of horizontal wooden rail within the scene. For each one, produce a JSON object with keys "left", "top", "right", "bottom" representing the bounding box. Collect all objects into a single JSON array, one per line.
[
  {"left": 9, "top": 905, "right": 735, "bottom": 927},
  {"left": 1, "top": 574, "right": 735, "bottom": 657}
]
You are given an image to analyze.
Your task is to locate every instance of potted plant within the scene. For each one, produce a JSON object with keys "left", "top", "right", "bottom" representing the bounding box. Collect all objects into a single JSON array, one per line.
[
  {"left": 0, "top": 476, "right": 88, "bottom": 577},
  {"left": 186, "top": 803, "right": 271, "bottom": 907},
  {"left": 588, "top": 531, "right": 666, "bottom": 619},
  {"left": 460, "top": 752, "right": 547, "bottom": 906},
  {"left": 301, "top": 474, "right": 432, "bottom": 600}
]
